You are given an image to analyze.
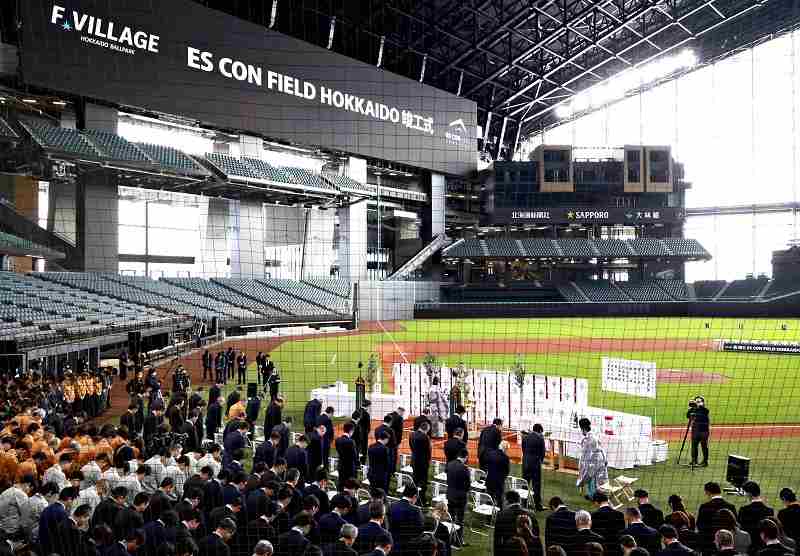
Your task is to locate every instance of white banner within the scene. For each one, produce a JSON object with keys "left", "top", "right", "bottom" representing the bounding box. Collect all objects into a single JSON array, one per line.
[{"left": 601, "top": 356, "right": 657, "bottom": 398}]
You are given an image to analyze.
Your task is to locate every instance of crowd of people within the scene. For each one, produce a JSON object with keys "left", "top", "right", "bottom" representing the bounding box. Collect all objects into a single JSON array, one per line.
[{"left": 0, "top": 357, "right": 797, "bottom": 556}]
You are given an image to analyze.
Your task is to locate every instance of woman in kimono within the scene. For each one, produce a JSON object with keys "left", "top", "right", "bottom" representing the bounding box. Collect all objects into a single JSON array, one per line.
[
  {"left": 576, "top": 417, "right": 608, "bottom": 500},
  {"left": 427, "top": 377, "right": 449, "bottom": 438}
]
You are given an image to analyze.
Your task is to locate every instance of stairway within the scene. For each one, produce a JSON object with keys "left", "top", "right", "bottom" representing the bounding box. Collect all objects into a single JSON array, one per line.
[{"left": 386, "top": 233, "right": 450, "bottom": 280}]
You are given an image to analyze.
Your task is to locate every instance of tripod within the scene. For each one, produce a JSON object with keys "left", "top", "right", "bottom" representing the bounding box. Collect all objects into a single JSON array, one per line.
[{"left": 675, "top": 415, "right": 696, "bottom": 467}]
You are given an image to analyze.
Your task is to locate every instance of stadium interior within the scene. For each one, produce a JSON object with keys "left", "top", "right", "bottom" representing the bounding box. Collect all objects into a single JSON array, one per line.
[{"left": 0, "top": 1, "right": 799, "bottom": 556}]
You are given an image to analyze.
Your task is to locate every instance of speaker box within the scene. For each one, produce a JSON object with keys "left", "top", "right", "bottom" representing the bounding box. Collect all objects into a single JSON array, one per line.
[
  {"left": 726, "top": 454, "right": 750, "bottom": 487},
  {"left": 128, "top": 331, "right": 142, "bottom": 355},
  {"left": 247, "top": 382, "right": 258, "bottom": 398}
]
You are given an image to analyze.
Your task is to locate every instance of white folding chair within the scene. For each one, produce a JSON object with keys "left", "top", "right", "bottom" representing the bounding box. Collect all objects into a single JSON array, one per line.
[
  {"left": 291, "top": 432, "right": 302, "bottom": 444},
  {"left": 615, "top": 475, "right": 639, "bottom": 501},
  {"left": 360, "top": 464, "right": 370, "bottom": 486},
  {"left": 395, "top": 472, "right": 416, "bottom": 496},
  {"left": 597, "top": 481, "right": 625, "bottom": 509},
  {"left": 400, "top": 453, "right": 413, "bottom": 474},
  {"left": 356, "top": 488, "right": 372, "bottom": 504},
  {"left": 329, "top": 456, "right": 339, "bottom": 479},
  {"left": 433, "top": 460, "right": 448, "bottom": 482},
  {"left": 431, "top": 481, "right": 448, "bottom": 505},
  {"left": 468, "top": 491, "right": 498, "bottom": 535},
  {"left": 508, "top": 476, "right": 531, "bottom": 506},
  {"left": 470, "top": 468, "right": 486, "bottom": 491}
]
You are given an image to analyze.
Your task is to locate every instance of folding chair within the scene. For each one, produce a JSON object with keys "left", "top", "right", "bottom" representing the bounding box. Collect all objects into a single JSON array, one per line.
[
  {"left": 615, "top": 475, "right": 639, "bottom": 501},
  {"left": 432, "top": 460, "right": 447, "bottom": 482},
  {"left": 329, "top": 456, "right": 339, "bottom": 479},
  {"left": 597, "top": 481, "right": 625, "bottom": 509},
  {"left": 400, "top": 453, "right": 413, "bottom": 474},
  {"left": 356, "top": 488, "right": 372, "bottom": 504},
  {"left": 508, "top": 477, "right": 532, "bottom": 508},
  {"left": 470, "top": 468, "right": 487, "bottom": 491},
  {"left": 431, "top": 481, "right": 448, "bottom": 505},
  {"left": 468, "top": 491, "right": 498, "bottom": 535},
  {"left": 395, "top": 472, "right": 416, "bottom": 496},
  {"left": 359, "top": 464, "right": 370, "bottom": 486}
]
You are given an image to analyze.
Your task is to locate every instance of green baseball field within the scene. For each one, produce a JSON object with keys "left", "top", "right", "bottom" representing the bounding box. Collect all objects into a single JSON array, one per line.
[{"left": 169, "top": 317, "right": 800, "bottom": 555}]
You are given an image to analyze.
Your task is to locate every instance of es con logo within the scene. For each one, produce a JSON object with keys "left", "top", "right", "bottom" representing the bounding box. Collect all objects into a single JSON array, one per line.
[
  {"left": 446, "top": 118, "right": 468, "bottom": 145},
  {"left": 50, "top": 4, "right": 160, "bottom": 54}
]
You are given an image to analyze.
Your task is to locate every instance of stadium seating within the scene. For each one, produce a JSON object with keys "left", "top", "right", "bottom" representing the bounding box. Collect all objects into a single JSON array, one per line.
[
  {"left": 0, "top": 117, "right": 19, "bottom": 140},
  {"left": 205, "top": 152, "right": 263, "bottom": 179},
  {"left": 279, "top": 167, "right": 336, "bottom": 191},
  {"left": 0, "top": 231, "right": 63, "bottom": 258},
  {"left": 303, "top": 278, "right": 352, "bottom": 299},
  {"left": 83, "top": 130, "right": 151, "bottom": 162},
  {"left": 260, "top": 279, "right": 349, "bottom": 315},
  {"left": 628, "top": 238, "right": 670, "bottom": 257},
  {"left": 592, "top": 239, "right": 635, "bottom": 258},
  {"left": 442, "top": 239, "right": 488, "bottom": 258},
  {"left": 519, "top": 239, "right": 560, "bottom": 258},
  {"left": 557, "top": 283, "right": 587, "bottom": 302},
  {"left": 719, "top": 277, "right": 769, "bottom": 299},
  {"left": 616, "top": 281, "right": 673, "bottom": 301},
  {"left": 661, "top": 238, "right": 710, "bottom": 258},
  {"left": 166, "top": 278, "right": 287, "bottom": 317},
  {"left": 241, "top": 157, "right": 294, "bottom": 183},
  {"left": 483, "top": 239, "right": 524, "bottom": 257},
  {"left": 763, "top": 280, "right": 800, "bottom": 299},
  {"left": 21, "top": 120, "right": 102, "bottom": 157},
  {"left": 322, "top": 173, "right": 376, "bottom": 195},
  {"left": 136, "top": 143, "right": 208, "bottom": 174},
  {"left": 693, "top": 280, "right": 727, "bottom": 299},
  {"left": 577, "top": 280, "right": 631, "bottom": 302},
  {"left": 656, "top": 279, "right": 689, "bottom": 300},
  {"left": 558, "top": 239, "right": 600, "bottom": 258}
]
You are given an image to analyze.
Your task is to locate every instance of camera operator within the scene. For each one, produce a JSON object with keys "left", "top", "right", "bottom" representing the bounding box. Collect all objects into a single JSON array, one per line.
[{"left": 687, "top": 396, "right": 710, "bottom": 467}]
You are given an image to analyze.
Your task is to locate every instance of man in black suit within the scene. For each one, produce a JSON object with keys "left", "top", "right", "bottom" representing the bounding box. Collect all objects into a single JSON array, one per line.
[
  {"left": 255, "top": 431, "right": 280, "bottom": 470},
  {"left": 57, "top": 504, "right": 93, "bottom": 556},
  {"left": 570, "top": 510, "right": 605, "bottom": 556},
  {"left": 353, "top": 401, "right": 371, "bottom": 464},
  {"left": 777, "top": 487, "right": 800, "bottom": 545},
  {"left": 286, "top": 436, "right": 309, "bottom": 485},
  {"left": 444, "top": 428, "right": 467, "bottom": 463},
  {"left": 389, "top": 485, "right": 424, "bottom": 556},
  {"left": 364, "top": 532, "right": 393, "bottom": 556},
  {"left": 180, "top": 410, "right": 201, "bottom": 453},
  {"left": 495, "top": 491, "right": 538, "bottom": 556},
  {"left": 757, "top": 519, "right": 793, "bottom": 556},
  {"left": 478, "top": 419, "right": 503, "bottom": 472},
  {"left": 322, "top": 522, "right": 359, "bottom": 556},
  {"left": 306, "top": 469, "right": 332, "bottom": 517},
  {"left": 319, "top": 407, "right": 335, "bottom": 470},
  {"left": 206, "top": 396, "right": 223, "bottom": 441},
  {"left": 265, "top": 397, "right": 284, "bottom": 433},
  {"left": 375, "top": 415, "right": 398, "bottom": 475},
  {"left": 356, "top": 500, "right": 389, "bottom": 552},
  {"left": 635, "top": 489, "right": 665, "bottom": 529},
  {"left": 484, "top": 441, "right": 510, "bottom": 509},
  {"left": 738, "top": 481, "right": 774, "bottom": 554},
  {"left": 446, "top": 449, "right": 471, "bottom": 546},
  {"left": 198, "top": 517, "right": 236, "bottom": 556},
  {"left": 121, "top": 403, "right": 141, "bottom": 438},
  {"left": 209, "top": 382, "right": 223, "bottom": 407},
  {"left": 696, "top": 482, "right": 737, "bottom": 555},
  {"left": 92, "top": 486, "right": 128, "bottom": 529},
  {"left": 688, "top": 396, "right": 711, "bottom": 467},
  {"left": 276, "top": 511, "right": 313, "bottom": 556},
  {"left": 236, "top": 352, "right": 247, "bottom": 385},
  {"left": 319, "top": 494, "right": 352, "bottom": 545},
  {"left": 591, "top": 492, "right": 626, "bottom": 556},
  {"left": 622, "top": 507, "right": 661, "bottom": 556},
  {"left": 367, "top": 432, "right": 391, "bottom": 493},
  {"left": 389, "top": 407, "right": 406, "bottom": 452},
  {"left": 409, "top": 421, "right": 432, "bottom": 504},
  {"left": 304, "top": 398, "right": 323, "bottom": 434},
  {"left": 273, "top": 416, "right": 292, "bottom": 458},
  {"left": 522, "top": 424, "right": 546, "bottom": 512},
  {"left": 308, "top": 422, "right": 327, "bottom": 478},
  {"left": 657, "top": 524, "right": 697, "bottom": 556},
  {"left": 335, "top": 422, "right": 359, "bottom": 490},
  {"left": 445, "top": 406, "right": 469, "bottom": 443},
  {"left": 413, "top": 409, "right": 432, "bottom": 437},
  {"left": 546, "top": 497, "right": 578, "bottom": 553}
]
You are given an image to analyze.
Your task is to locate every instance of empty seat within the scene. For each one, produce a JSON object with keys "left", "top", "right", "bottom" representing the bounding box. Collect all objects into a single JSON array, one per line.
[
  {"left": 205, "top": 153, "right": 263, "bottom": 179},
  {"left": 84, "top": 130, "right": 151, "bottom": 162},
  {"left": 577, "top": 280, "right": 630, "bottom": 302},
  {"left": 136, "top": 143, "right": 206, "bottom": 173}
]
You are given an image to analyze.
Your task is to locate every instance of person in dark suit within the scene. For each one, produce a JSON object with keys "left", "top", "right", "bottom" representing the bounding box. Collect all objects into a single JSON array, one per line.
[
  {"left": 635, "top": 489, "right": 665, "bottom": 529},
  {"left": 285, "top": 435, "right": 310, "bottom": 485},
  {"left": 409, "top": 421, "right": 432, "bottom": 503},
  {"left": 40, "top": 487, "right": 77, "bottom": 556},
  {"left": 714, "top": 529, "right": 740, "bottom": 556},
  {"left": 485, "top": 442, "right": 511, "bottom": 509},
  {"left": 591, "top": 492, "right": 626, "bottom": 556},
  {"left": 305, "top": 469, "right": 331, "bottom": 517},
  {"left": 355, "top": 501, "right": 389, "bottom": 553},
  {"left": 352, "top": 401, "right": 371, "bottom": 464},
  {"left": 223, "top": 421, "right": 248, "bottom": 469},
  {"left": 777, "top": 488, "right": 800, "bottom": 546},
  {"left": 756, "top": 518, "right": 793, "bottom": 556},
  {"left": 308, "top": 422, "right": 327, "bottom": 477},
  {"left": 236, "top": 353, "right": 247, "bottom": 385},
  {"left": 478, "top": 419, "right": 503, "bottom": 472},
  {"left": 413, "top": 409, "right": 432, "bottom": 437},
  {"left": 546, "top": 497, "right": 578, "bottom": 553},
  {"left": 276, "top": 511, "right": 313, "bottom": 556},
  {"left": 445, "top": 406, "right": 469, "bottom": 443},
  {"left": 180, "top": 410, "right": 201, "bottom": 453},
  {"left": 92, "top": 486, "right": 128, "bottom": 529},
  {"left": 255, "top": 431, "right": 280, "bottom": 470},
  {"left": 522, "top": 424, "right": 546, "bottom": 512},
  {"left": 273, "top": 416, "right": 292, "bottom": 458},
  {"left": 115, "top": 492, "right": 149, "bottom": 540},
  {"left": 335, "top": 423, "right": 359, "bottom": 489},
  {"left": 198, "top": 517, "right": 236, "bottom": 556},
  {"left": 206, "top": 397, "right": 223, "bottom": 441},
  {"left": 389, "top": 407, "right": 406, "bottom": 460},
  {"left": 57, "top": 504, "right": 93, "bottom": 556},
  {"left": 443, "top": 428, "right": 467, "bottom": 463},
  {"left": 495, "top": 491, "right": 538, "bottom": 556},
  {"left": 319, "top": 407, "right": 335, "bottom": 469},
  {"left": 319, "top": 495, "right": 351, "bottom": 545},
  {"left": 623, "top": 507, "right": 662, "bottom": 556},
  {"left": 657, "top": 525, "right": 697, "bottom": 556},
  {"left": 265, "top": 397, "right": 284, "bottom": 436},
  {"left": 367, "top": 433, "right": 391, "bottom": 493},
  {"left": 569, "top": 510, "right": 605, "bottom": 556},
  {"left": 696, "top": 482, "right": 737, "bottom": 555},
  {"left": 322, "top": 522, "right": 359, "bottom": 556},
  {"left": 738, "top": 481, "right": 774, "bottom": 554},
  {"left": 374, "top": 416, "right": 398, "bottom": 475},
  {"left": 687, "top": 396, "right": 711, "bottom": 467},
  {"left": 446, "top": 449, "right": 471, "bottom": 544},
  {"left": 120, "top": 403, "right": 141, "bottom": 438},
  {"left": 304, "top": 398, "right": 323, "bottom": 434},
  {"left": 363, "top": 532, "right": 393, "bottom": 556},
  {"left": 389, "top": 486, "right": 423, "bottom": 556}
]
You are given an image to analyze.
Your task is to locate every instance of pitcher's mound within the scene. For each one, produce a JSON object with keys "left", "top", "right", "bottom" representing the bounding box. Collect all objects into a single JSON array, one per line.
[{"left": 658, "top": 369, "right": 728, "bottom": 384}]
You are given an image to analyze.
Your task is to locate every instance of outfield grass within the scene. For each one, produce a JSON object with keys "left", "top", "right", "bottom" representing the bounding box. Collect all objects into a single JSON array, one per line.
[{"left": 265, "top": 317, "right": 800, "bottom": 426}]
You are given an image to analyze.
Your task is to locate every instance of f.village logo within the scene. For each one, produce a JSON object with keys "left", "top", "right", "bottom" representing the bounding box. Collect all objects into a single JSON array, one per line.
[
  {"left": 445, "top": 118, "right": 468, "bottom": 145},
  {"left": 50, "top": 4, "right": 160, "bottom": 56}
]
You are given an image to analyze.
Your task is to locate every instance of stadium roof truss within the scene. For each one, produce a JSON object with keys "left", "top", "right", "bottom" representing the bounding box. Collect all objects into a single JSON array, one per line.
[{"left": 209, "top": 0, "right": 792, "bottom": 161}]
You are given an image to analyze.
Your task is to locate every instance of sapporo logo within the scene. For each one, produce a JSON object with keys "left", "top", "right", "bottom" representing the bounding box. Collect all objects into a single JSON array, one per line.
[
  {"left": 50, "top": 4, "right": 160, "bottom": 56},
  {"left": 445, "top": 118, "right": 468, "bottom": 145}
]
